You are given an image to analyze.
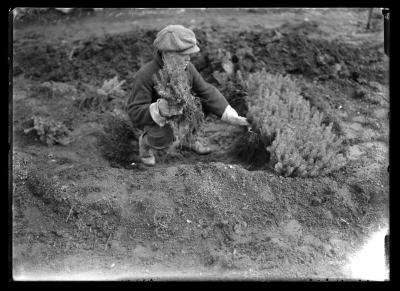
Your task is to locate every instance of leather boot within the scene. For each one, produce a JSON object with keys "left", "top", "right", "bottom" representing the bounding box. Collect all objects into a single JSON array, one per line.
[
  {"left": 139, "top": 134, "right": 156, "bottom": 166},
  {"left": 184, "top": 140, "right": 212, "bottom": 155}
]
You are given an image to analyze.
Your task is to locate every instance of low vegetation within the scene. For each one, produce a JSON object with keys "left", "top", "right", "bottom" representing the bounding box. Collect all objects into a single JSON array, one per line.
[{"left": 241, "top": 69, "right": 346, "bottom": 177}]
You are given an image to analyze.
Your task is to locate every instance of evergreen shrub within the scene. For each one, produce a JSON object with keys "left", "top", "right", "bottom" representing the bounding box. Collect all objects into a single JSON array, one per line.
[{"left": 244, "top": 69, "right": 346, "bottom": 177}]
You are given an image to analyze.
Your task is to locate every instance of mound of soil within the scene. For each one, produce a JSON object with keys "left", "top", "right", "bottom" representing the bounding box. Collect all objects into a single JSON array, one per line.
[{"left": 13, "top": 146, "right": 388, "bottom": 278}]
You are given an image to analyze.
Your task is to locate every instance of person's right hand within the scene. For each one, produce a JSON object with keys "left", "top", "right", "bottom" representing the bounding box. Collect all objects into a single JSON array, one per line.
[{"left": 157, "top": 98, "right": 183, "bottom": 117}]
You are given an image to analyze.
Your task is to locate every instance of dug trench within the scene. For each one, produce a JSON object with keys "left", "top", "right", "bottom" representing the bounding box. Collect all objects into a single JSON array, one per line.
[{"left": 12, "top": 21, "right": 389, "bottom": 279}]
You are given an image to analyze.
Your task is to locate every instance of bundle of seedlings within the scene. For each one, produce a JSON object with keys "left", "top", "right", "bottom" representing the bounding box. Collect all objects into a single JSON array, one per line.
[
  {"left": 153, "top": 56, "right": 204, "bottom": 146},
  {"left": 235, "top": 69, "right": 346, "bottom": 177},
  {"left": 23, "top": 115, "right": 73, "bottom": 146}
]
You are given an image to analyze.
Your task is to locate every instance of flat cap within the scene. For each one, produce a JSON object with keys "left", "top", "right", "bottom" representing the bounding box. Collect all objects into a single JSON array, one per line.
[{"left": 153, "top": 25, "right": 200, "bottom": 54}]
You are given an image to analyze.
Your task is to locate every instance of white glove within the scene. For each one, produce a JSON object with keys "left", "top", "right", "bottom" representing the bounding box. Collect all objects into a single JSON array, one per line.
[
  {"left": 157, "top": 98, "right": 184, "bottom": 117},
  {"left": 221, "top": 105, "right": 250, "bottom": 126},
  {"left": 149, "top": 99, "right": 183, "bottom": 127},
  {"left": 149, "top": 101, "right": 166, "bottom": 127}
]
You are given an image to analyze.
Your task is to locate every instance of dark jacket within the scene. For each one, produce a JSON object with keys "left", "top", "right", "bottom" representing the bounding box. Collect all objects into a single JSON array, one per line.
[{"left": 127, "top": 52, "right": 229, "bottom": 127}]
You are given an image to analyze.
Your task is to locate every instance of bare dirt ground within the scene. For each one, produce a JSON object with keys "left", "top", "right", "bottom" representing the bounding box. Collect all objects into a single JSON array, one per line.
[{"left": 11, "top": 8, "right": 389, "bottom": 281}]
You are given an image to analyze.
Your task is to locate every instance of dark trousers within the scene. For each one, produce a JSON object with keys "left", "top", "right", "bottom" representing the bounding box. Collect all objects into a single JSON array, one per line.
[{"left": 143, "top": 124, "right": 175, "bottom": 150}]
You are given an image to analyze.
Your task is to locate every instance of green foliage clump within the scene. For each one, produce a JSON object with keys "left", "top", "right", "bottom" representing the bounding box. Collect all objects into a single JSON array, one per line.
[
  {"left": 97, "top": 76, "right": 126, "bottom": 96},
  {"left": 98, "top": 111, "right": 140, "bottom": 167},
  {"left": 244, "top": 69, "right": 346, "bottom": 177},
  {"left": 23, "top": 115, "right": 73, "bottom": 146},
  {"left": 29, "top": 81, "right": 78, "bottom": 100},
  {"left": 76, "top": 76, "right": 126, "bottom": 112},
  {"left": 153, "top": 57, "right": 204, "bottom": 145}
]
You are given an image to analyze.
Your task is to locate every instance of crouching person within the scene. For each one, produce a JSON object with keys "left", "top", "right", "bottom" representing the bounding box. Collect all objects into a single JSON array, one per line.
[{"left": 127, "top": 24, "right": 249, "bottom": 166}]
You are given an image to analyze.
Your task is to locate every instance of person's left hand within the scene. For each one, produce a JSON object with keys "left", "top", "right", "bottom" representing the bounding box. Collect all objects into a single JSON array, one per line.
[
  {"left": 221, "top": 105, "right": 250, "bottom": 126},
  {"left": 230, "top": 115, "right": 250, "bottom": 126}
]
